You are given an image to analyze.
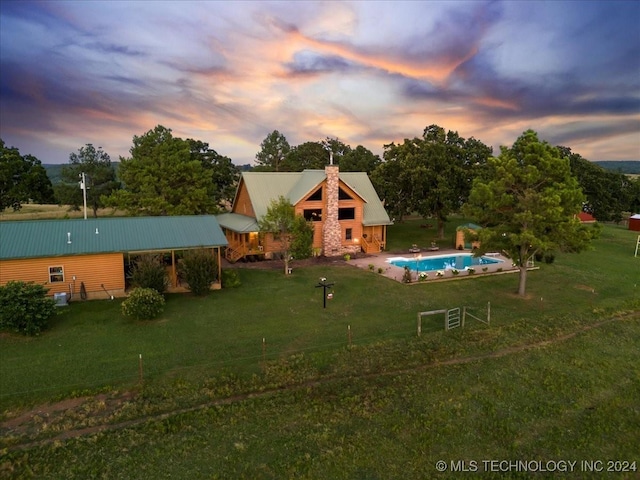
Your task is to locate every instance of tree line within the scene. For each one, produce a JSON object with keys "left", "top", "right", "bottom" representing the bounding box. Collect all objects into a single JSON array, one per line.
[{"left": 2, "top": 125, "right": 639, "bottom": 221}]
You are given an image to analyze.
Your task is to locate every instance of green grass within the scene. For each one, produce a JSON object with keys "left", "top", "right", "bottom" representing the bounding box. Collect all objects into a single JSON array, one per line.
[
  {"left": 0, "top": 221, "right": 637, "bottom": 408},
  {"left": 1, "top": 221, "right": 639, "bottom": 478},
  {"left": 3, "top": 318, "right": 639, "bottom": 479}
]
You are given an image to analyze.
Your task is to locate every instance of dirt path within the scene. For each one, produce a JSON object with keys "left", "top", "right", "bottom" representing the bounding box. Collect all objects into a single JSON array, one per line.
[{"left": 2, "top": 313, "right": 637, "bottom": 453}]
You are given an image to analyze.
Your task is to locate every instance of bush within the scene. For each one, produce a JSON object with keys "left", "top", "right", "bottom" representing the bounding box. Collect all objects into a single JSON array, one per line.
[
  {"left": 131, "top": 254, "right": 168, "bottom": 294},
  {"left": 221, "top": 269, "right": 241, "bottom": 288},
  {"left": 0, "top": 281, "right": 56, "bottom": 335},
  {"left": 180, "top": 249, "right": 218, "bottom": 296},
  {"left": 121, "top": 287, "right": 165, "bottom": 320}
]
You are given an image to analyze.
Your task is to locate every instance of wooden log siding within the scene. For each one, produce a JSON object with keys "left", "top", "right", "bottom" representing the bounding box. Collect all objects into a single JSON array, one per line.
[
  {"left": 0, "top": 253, "right": 125, "bottom": 300},
  {"left": 232, "top": 180, "right": 256, "bottom": 217}
]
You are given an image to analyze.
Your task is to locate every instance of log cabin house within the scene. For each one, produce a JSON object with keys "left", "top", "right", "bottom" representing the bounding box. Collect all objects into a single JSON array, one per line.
[
  {"left": 217, "top": 165, "right": 392, "bottom": 262},
  {"left": 0, "top": 215, "right": 227, "bottom": 300}
]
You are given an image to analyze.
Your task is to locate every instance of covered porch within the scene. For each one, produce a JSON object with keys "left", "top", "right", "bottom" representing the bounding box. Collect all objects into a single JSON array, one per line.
[
  {"left": 360, "top": 225, "right": 387, "bottom": 253},
  {"left": 125, "top": 247, "right": 223, "bottom": 292},
  {"left": 217, "top": 213, "right": 266, "bottom": 263}
]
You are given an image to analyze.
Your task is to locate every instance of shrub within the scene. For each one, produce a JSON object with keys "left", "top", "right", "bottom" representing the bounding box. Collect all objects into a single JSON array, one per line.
[
  {"left": 467, "top": 268, "right": 475, "bottom": 274},
  {"left": 221, "top": 269, "right": 241, "bottom": 288},
  {"left": 122, "top": 287, "right": 165, "bottom": 320},
  {"left": 544, "top": 252, "right": 556, "bottom": 264},
  {"left": 344, "top": 253, "right": 351, "bottom": 261},
  {"left": 0, "top": 281, "right": 57, "bottom": 335},
  {"left": 377, "top": 267, "right": 384, "bottom": 274},
  {"left": 368, "top": 264, "right": 375, "bottom": 271},
  {"left": 451, "top": 269, "right": 460, "bottom": 276},
  {"left": 180, "top": 249, "right": 218, "bottom": 296},
  {"left": 131, "top": 254, "right": 168, "bottom": 294}
]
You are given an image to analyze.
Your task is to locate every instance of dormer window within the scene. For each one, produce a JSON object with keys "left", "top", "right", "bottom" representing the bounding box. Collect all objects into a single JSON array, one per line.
[
  {"left": 338, "top": 187, "right": 352, "bottom": 200},
  {"left": 308, "top": 187, "right": 322, "bottom": 201}
]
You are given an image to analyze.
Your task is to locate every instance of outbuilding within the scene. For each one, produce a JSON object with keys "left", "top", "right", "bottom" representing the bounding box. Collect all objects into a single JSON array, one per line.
[
  {"left": 456, "top": 223, "right": 482, "bottom": 250},
  {"left": 0, "top": 216, "right": 227, "bottom": 300},
  {"left": 629, "top": 214, "right": 640, "bottom": 231}
]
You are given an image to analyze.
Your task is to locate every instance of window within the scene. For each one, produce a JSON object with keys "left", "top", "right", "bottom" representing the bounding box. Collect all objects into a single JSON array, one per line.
[
  {"left": 338, "top": 207, "right": 355, "bottom": 220},
  {"left": 304, "top": 209, "right": 322, "bottom": 221},
  {"left": 49, "top": 266, "right": 64, "bottom": 283},
  {"left": 338, "top": 187, "right": 352, "bottom": 200},
  {"left": 308, "top": 187, "right": 322, "bottom": 201},
  {"left": 345, "top": 228, "right": 352, "bottom": 240}
]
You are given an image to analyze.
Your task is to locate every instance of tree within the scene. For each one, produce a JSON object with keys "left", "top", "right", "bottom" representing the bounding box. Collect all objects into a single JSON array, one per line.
[
  {"left": 338, "top": 145, "right": 381, "bottom": 174},
  {"left": 255, "top": 130, "right": 291, "bottom": 171},
  {"left": 464, "top": 130, "right": 592, "bottom": 296},
  {"left": 0, "top": 139, "right": 55, "bottom": 211},
  {"left": 375, "top": 125, "right": 490, "bottom": 237},
  {"left": 103, "top": 126, "right": 231, "bottom": 215},
  {"left": 187, "top": 139, "right": 239, "bottom": 208},
  {"left": 281, "top": 141, "right": 329, "bottom": 171},
  {"left": 560, "top": 146, "right": 631, "bottom": 223},
  {"left": 57, "top": 144, "right": 120, "bottom": 217},
  {"left": 258, "top": 196, "right": 313, "bottom": 275},
  {"left": 371, "top": 145, "right": 415, "bottom": 222}
]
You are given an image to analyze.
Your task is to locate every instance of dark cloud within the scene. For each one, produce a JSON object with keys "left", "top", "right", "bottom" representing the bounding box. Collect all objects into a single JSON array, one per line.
[
  {"left": 85, "top": 42, "right": 147, "bottom": 57},
  {"left": 285, "top": 51, "right": 361, "bottom": 76}
]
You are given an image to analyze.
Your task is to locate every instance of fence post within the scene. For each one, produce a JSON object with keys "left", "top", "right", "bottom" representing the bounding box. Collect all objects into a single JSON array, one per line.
[
  {"left": 487, "top": 302, "right": 491, "bottom": 324},
  {"left": 138, "top": 354, "right": 143, "bottom": 384},
  {"left": 417, "top": 313, "right": 422, "bottom": 337},
  {"left": 347, "top": 325, "right": 352, "bottom": 347},
  {"left": 262, "top": 337, "right": 266, "bottom": 363}
]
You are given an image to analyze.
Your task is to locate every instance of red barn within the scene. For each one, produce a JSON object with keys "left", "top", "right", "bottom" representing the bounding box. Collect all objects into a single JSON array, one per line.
[
  {"left": 577, "top": 212, "right": 596, "bottom": 223},
  {"left": 629, "top": 214, "right": 640, "bottom": 231}
]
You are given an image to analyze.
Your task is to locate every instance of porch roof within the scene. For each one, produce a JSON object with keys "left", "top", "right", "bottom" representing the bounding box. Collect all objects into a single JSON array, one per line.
[
  {"left": 216, "top": 212, "right": 259, "bottom": 233},
  {"left": 0, "top": 215, "right": 228, "bottom": 260}
]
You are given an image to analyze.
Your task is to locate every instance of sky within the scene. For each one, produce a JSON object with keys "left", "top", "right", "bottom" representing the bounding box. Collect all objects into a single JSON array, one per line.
[{"left": 1, "top": 1, "right": 639, "bottom": 165}]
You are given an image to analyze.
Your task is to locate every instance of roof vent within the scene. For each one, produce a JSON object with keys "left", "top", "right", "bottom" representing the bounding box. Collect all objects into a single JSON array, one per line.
[
  {"left": 95, "top": 228, "right": 99, "bottom": 234},
  {"left": 67, "top": 232, "right": 71, "bottom": 244}
]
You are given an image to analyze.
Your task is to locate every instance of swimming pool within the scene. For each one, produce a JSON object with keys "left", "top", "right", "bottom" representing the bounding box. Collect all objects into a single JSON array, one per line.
[{"left": 387, "top": 253, "right": 503, "bottom": 272}]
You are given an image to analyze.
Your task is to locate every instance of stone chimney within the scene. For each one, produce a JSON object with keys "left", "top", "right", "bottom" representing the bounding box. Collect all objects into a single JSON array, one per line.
[{"left": 322, "top": 164, "right": 341, "bottom": 256}]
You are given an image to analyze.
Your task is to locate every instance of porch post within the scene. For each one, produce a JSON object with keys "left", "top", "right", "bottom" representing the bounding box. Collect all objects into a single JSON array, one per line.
[{"left": 171, "top": 250, "right": 177, "bottom": 287}]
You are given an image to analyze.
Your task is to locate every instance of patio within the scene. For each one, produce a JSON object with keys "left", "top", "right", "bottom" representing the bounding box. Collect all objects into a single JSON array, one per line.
[{"left": 349, "top": 249, "right": 516, "bottom": 283}]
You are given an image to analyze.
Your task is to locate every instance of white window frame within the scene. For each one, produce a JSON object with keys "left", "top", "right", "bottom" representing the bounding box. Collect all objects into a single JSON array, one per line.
[{"left": 49, "top": 266, "right": 64, "bottom": 283}]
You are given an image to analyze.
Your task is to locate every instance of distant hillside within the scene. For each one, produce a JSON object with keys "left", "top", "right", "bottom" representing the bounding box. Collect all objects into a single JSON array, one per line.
[
  {"left": 44, "top": 162, "right": 120, "bottom": 184},
  {"left": 594, "top": 161, "right": 640, "bottom": 174}
]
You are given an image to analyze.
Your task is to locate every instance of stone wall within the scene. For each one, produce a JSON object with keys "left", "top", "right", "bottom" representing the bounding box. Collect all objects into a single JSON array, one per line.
[{"left": 322, "top": 165, "right": 342, "bottom": 256}]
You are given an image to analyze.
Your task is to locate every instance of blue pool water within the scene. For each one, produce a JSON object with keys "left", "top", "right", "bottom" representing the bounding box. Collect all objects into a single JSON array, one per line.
[{"left": 388, "top": 253, "right": 502, "bottom": 272}]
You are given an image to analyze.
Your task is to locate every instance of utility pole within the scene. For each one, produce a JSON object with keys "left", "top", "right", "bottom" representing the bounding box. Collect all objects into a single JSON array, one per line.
[{"left": 79, "top": 172, "right": 88, "bottom": 219}]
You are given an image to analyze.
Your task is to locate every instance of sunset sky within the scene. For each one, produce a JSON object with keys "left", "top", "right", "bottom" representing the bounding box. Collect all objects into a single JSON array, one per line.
[{"left": 1, "top": 0, "right": 639, "bottom": 165}]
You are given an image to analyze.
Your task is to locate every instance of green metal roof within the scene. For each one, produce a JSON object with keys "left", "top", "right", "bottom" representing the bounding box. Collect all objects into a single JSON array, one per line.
[
  {"left": 236, "top": 169, "right": 392, "bottom": 227},
  {"left": 340, "top": 172, "right": 393, "bottom": 226},
  {"left": 0, "top": 215, "right": 228, "bottom": 260},
  {"left": 457, "top": 223, "right": 482, "bottom": 230},
  {"left": 216, "top": 212, "right": 259, "bottom": 233},
  {"left": 239, "top": 172, "right": 301, "bottom": 221}
]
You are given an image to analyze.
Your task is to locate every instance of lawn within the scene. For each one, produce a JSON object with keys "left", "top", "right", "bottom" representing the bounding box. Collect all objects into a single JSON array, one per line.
[
  {"left": 1, "top": 222, "right": 636, "bottom": 409},
  {"left": 0, "top": 220, "right": 639, "bottom": 478}
]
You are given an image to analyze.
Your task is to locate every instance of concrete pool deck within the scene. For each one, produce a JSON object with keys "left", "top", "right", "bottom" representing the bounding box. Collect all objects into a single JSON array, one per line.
[{"left": 348, "top": 249, "right": 517, "bottom": 283}]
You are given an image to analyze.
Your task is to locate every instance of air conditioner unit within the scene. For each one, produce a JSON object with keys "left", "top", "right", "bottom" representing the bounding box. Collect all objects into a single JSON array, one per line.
[{"left": 54, "top": 292, "right": 68, "bottom": 307}]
